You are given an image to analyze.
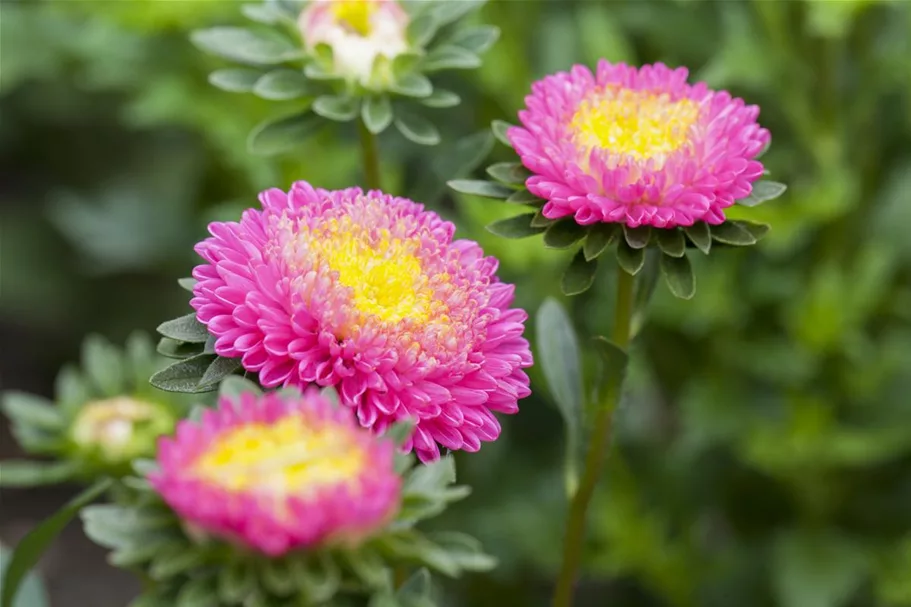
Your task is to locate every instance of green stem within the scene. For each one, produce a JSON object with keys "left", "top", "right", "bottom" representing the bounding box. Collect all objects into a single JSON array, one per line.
[
  {"left": 552, "top": 267, "right": 636, "bottom": 607},
  {"left": 358, "top": 119, "right": 382, "bottom": 191}
]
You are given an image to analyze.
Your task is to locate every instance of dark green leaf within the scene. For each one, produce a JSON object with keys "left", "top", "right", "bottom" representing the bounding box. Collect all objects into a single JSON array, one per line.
[
  {"left": 395, "top": 113, "right": 440, "bottom": 146},
  {"left": 561, "top": 249, "right": 598, "bottom": 296},
  {"left": 660, "top": 253, "right": 696, "bottom": 300},
  {"left": 656, "top": 229, "right": 686, "bottom": 257},
  {"left": 253, "top": 68, "right": 310, "bottom": 100},
  {"left": 247, "top": 111, "right": 323, "bottom": 156},
  {"left": 734, "top": 219, "right": 771, "bottom": 241},
  {"left": 1, "top": 393, "right": 63, "bottom": 431},
  {"left": 1, "top": 479, "right": 111, "bottom": 607},
  {"left": 422, "top": 45, "right": 481, "bottom": 72},
  {"left": 157, "top": 313, "right": 209, "bottom": 344},
  {"left": 530, "top": 211, "right": 554, "bottom": 228},
  {"left": 447, "top": 25, "right": 500, "bottom": 54},
  {"left": 485, "top": 214, "right": 543, "bottom": 239},
  {"left": 491, "top": 120, "right": 515, "bottom": 147},
  {"left": 583, "top": 223, "right": 619, "bottom": 261},
  {"left": 362, "top": 96, "right": 393, "bottom": 134},
  {"left": 190, "top": 27, "right": 300, "bottom": 65},
  {"left": 391, "top": 73, "right": 433, "bottom": 98},
  {"left": 506, "top": 189, "right": 544, "bottom": 205},
  {"left": 208, "top": 68, "right": 262, "bottom": 93},
  {"left": 591, "top": 337, "right": 629, "bottom": 402},
  {"left": 156, "top": 338, "right": 203, "bottom": 360},
  {"left": 622, "top": 225, "right": 651, "bottom": 249},
  {"left": 0, "top": 546, "right": 48, "bottom": 607},
  {"left": 199, "top": 357, "right": 243, "bottom": 389},
  {"left": 739, "top": 180, "right": 787, "bottom": 207},
  {"left": 175, "top": 576, "right": 215, "bottom": 607},
  {"left": 0, "top": 460, "right": 79, "bottom": 488},
  {"left": 485, "top": 162, "right": 528, "bottom": 186},
  {"left": 711, "top": 221, "right": 757, "bottom": 246},
  {"left": 261, "top": 559, "right": 295, "bottom": 596},
  {"left": 312, "top": 95, "right": 359, "bottom": 122},
  {"left": 149, "top": 354, "right": 217, "bottom": 394},
  {"left": 543, "top": 218, "right": 587, "bottom": 249},
  {"left": 684, "top": 222, "right": 712, "bottom": 254},
  {"left": 419, "top": 89, "right": 460, "bottom": 108},
  {"left": 616, "top": 241, "right": 645, "bottom": 275}
]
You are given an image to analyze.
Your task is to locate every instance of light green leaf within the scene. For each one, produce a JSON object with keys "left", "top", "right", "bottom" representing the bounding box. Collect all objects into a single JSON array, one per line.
[
  {"left": 241, "top": 3, "right": 285, "bottom": 24},
  {"left": 208, "top": 68, "right": 262, "bottom": 93},
  {"left": 407, "top": 11, "right": 440, "bottom": 48},
  {"left": 395, "top": 113, "right": 440, "bottom": 146},
  {"left": 391, "top": 73, "right": 433, "bottom": 98},
  {"left": 0, "top": 460, "right": 79, "bottom": 488},
  {"left": 0, "top": 546, "right": 48, "bottom": 607},
  {"left": 773, "top": 531, "right": 869, "bottom": 607},
  {"left": 485, "top": 162, "right": 528, "bottom": 186},
  {"left": 404, "top": 455, "right": 456, "bottom": 495},
  {"left": 362, "top": 96, "right": 393, "bottom": 134},
  {"left": 247, "top": 111, "right": 323, "bottom": 156},
  {"left": 219, "top": 376, "right": 262, "bottom": 400},
  {"left": 447, "top": 25, "right": 500, "bottom": 54},
  {"left": 561, "top": 249, "right": 598, "bottom": 296},
  {"left": 420, "top": 89, "right": 460, "bottom": 108},
  {"left": 448, "top": 180, "right": 513, "bottom": 199},
  {"left": 422, "top": 45, "right": 481, "bottom": 72},
  {"left": 711, "top": 221, "right": 757, "bottom": 246},
  {"left": 491, "top": 120, "right": 515, "bottom": 147},
  {"left": 190, "top": 27, "right": 300, "bottom": 65},
  {"left": 312, "top": 95, "right": 359, "bottom": 122},
  {"left": 1, "top": 394, "right": 63, "bottom": 431},
  {"left": 739, "top": 180, "right": 787, "bottom": 207},
  {"left": 82, "top": 335, "right": 123, "bottom": 396},
  {"left": 253, "top": 68, "right": 310, "bottom": 100}
]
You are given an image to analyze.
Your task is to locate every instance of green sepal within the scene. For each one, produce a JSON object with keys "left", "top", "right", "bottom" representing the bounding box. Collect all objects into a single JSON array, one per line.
[
  {"left": 485, "top": 214, "right": 544, "bottom": 239},
  {"left": 157, "top": 313, "right": 209, "bottom": 344},
  {"left": 248, "top": 111, "right": 324, "bottom": 156},
  {"left": 395, "top": 568, "right": 432, "bottom": 605},
  {"left": 561, "top": 249, "right": 598, "bottom": 296},
  {"left": 390, "top": 73, "right": 433, "bottom": 98},
  {"left": 735, "top": 219, "right": 771, "bottom": 241},
  {"left": 425, "top": 532, "right": 497, "bottom": 572},
  {"left": 253, "top": 69, "right": 311, "bottom": 101},
  {"left": 198, "top": 356, "right": 243, "bottom": 388},
  {"left": 1, "top": 393, "right": 64, "bottom": 432},
  {"left": 660, "top": 252, "right": 696, "bottom": 300},
  {"left": 616, "top": 240, "right": 645, "bottom": 276},
  {"left": 710, "top": 221, "right": 757, "bottom": 246},
  {"left": 362, "top": 96, "right": 394, "bottom": 134},
  {"left": 530, "top": 211, "right": 554, "bottom": 228},
  {"left": 82, "top": 335, "right": 124, "bottom": 396},
  {"left": 738, "top": 180, "right": 787, "bottom": 207},
  {"left": 622, "top": 225, "right": 651, "bottom": 249},
  {"left": 505, "top": 189, "right": 544, "bottom": 206},
  {"left": 293, "top": 554, "right": 340, "bottom": 603},
  {"left": 190, "top": 27, "right": 301, "bottom": 65},
  {"left": 422, "top": 45, "right": 481, "bottom": 72},
  {"left": 149, "top": 544, "right": 207, "bottom": 581},
  {"left": 208, "top": 68, "right": 262, "bottom": 93},
  {"left": 485, "top": 162, "right": 528, "bottom": 186},
  {"left": 341, "top": 549, "right": 390, "bottom": 589},
  {"left": 490, "top": 120, "right": 514, "bottom": 147},
  {"left": 175, "top": 576, "right": 216, "bottom": 607},
  {"left": 157, "top": 338, "right": 204, "bottom": 360},
  {"left": 543, "top": 219, "right": 587, "bottom": 249},
  {"left": 384, "top": 419, "right": 416, "bottom": 448},
  {"left": 218, "top": 559, "right": 257, "bottom": 605},
  {"left": 583, "top": 224, "right": 619, "bottom": 261},
  {"left": 683, "top": 222, "right": 712, "bottom": 254},
  {"left": 447, "top": 180, "right": 513, "bottom": 199},
  {"left": 419, "top": 89, "right": 460, "bottom": 108},
  {"left": 406, "top": 10, "right": 440, "bottom": 48},
  {"left": 261, "top": 558, "right": 296, "bottom": 597},
  {"left": 394, "top": 112, "right": 440, "bottom": 146},
  {"left": 149, "top": 354, "right": 218, "bottom": 394},
  {"left": 219, "top": 376, "right": 263, "bottom": 399},
  {"left": 313, "top": 95, "right": 359, "bottom": 122},
  {"left": 177, "top": 277, "right": 196, "bottom": 292},
  {"left": 655, "top": 229, "right": 686, "bottom": 258},
  {"left": 446, "top": 24, "right": 500, "bottom": 54}
]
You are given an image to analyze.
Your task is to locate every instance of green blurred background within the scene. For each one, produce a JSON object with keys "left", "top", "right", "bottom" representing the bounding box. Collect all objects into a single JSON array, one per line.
[{"left": 2, "top": 0, "right": 911, "bottom": 605}]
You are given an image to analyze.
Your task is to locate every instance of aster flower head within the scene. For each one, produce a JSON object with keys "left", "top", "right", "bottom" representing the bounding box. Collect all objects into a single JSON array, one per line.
[{"left": 150, "top": 389, "right": 400, "bottom": 556}]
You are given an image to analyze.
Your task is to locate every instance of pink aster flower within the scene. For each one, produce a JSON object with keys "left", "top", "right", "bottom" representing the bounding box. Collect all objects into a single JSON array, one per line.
[
  {"left": 509, "top": 61, "right": 770, "bottom": 228},
  {"left": 191, "top": 183, "right": 533, "bottom": 462},
  {"left": 150, "top": 390, "right": 400, "bottom": 556}
]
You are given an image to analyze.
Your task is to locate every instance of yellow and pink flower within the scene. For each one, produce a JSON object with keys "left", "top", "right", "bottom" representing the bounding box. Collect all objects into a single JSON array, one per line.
[
  {"left": 509, "top": 61, "right": 770, "bottom": 228},
  {"left": 191, "top": 183, "right": 532, "bottom": 462},
  {"left": 150, "top": 390, "right": 400, "bottom": 556}
]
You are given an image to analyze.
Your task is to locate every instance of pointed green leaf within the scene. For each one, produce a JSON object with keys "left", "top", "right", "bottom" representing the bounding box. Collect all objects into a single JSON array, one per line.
[
  {"left": 82, "top": 335, "right": 123, "bottom": 396},
  {"left": 208, "top": 68, "right": 262, "bottom": 93},
  {"left": 430, "top": 0, "right": 485, "bottom": 26},
  {"left": 396, "top": 568, "right": 432, "bottom": 603},
  {"left": 253, "top": 68, "right": 310, "bottom": 100},
  {"left": 491, "top": 120, "right": 515, "bottom": 147},
  {"left": 423, "top": 45, "right": 481, "bottom": 72},
  {"left": 530, "top": 211, "right": 554, "bottom": 228},
  {"left": 447, "top": 25, "right": 499, "bottom": 54},
  {"left": 406, "top": 11, "right": 440, "bottom": 48},
  {"left": 199, "top": 356, "right": 243, "bottom": 390},
  {"left": 733, "top": 219, "right": 771, "bottom": 241},
  {"left": 150, "top": 354, "right": 217, "bottom": 394},
  {"left": 55, "top": 365, "right": 89, "bottom": 414},
  {"left": 1, "top": 394, "right": 63, "bottom": 431},
  {"left": 362, "top": 96, "right": 393, "bottom": 134},
  {"left": 543, "top": 218, "right": 587, "bottom": 249},
  {"left": 506, "top": 189, "right": 544, "bottom": 205},
  {"left": 656, "top": 229, "right": 686, "bottom": 257},
  {"left": 485, "top": 162, "right": 528, "bottom": 186},
  {"left": 390, "top": 73, "right": 433, "bottom": 98},
  {"left": 0, "top": 546, "right": 48, "bottom": 607},
  {"left": 0, "top": 460, "right": 79, "bottom": 488},
  {"left": 177, "top": 277, "right": 196, "bottom": 292},
  {"left": 219, "top": 376, "right": 262, "bottom": 400},
  {"left": 248, "top": 111, "right": 323, "bottom": 156},
  {"left": 384, "top": 420, "right": 415, "bottom": 448},
  {"left": 395, "top": 113, "right": 440, "bottom": 146},
  {"left": 616, "top": 241, "right": 645, "bottom": 275},
  {"left": 1, "top": 479, "right": 112, "bottom": 607},
  {"left": 711, "top": 221, "right": 757, "bottom": 246},
  {"left": 622, "top": 225, "right": 651, "bottom": 249},
  {"left": 561, "top": 249, "right": 598, "bottom": 296},
  {"left": 486, "top": 214, "right": 543, "bottom": 238},
  {"left": 241, "top": 3, "right": 286, "bottom": 24},
  {"left": 190, "top": 27, "right": 300, "bottom": 65},
  {"left": 739, "top": 180, "right": 787, "bottom": 207},
  {"left": 447, "top": 180, "right": 513, "bottom": 199},
  {"left": 404, "top": 455, "right": 456, "bottom": 495},
  {"left": 419, "top": 88, "right": 460, "bottom": 108},
  {"left": 583, "top": 223, "right": 619, "bottom": 261},
  {"left": 426, "top": 532, "right": 497, "bottom": 572},
  {"left": 312, "top": 95, "right": 359, "bottom": 122},
  {"left": 660, "top": 253, "right": 696, "bottom": 299},
  {"left": 684, "top": 222, "right": 711, "bottom": 254},
  {"left": 157, "top": 313, "right": 209, "bottom": 344}
]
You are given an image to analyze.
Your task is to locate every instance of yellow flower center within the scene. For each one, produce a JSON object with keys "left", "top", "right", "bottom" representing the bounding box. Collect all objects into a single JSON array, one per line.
[
  {"left": 570, "top": 88, "right": 700, "bottom": 163},
  {"left": 192, "top": 415, "right": 364, "bottom": 495},
  {"left": 331, "top": 0, "right": 378, "bottom": 35}
]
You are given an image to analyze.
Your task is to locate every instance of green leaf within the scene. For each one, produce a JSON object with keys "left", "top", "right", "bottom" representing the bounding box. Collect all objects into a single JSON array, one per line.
[
  {"left": 362, "top": 96, "right": 393, "bottom": 134},
  {"left": 390, "top": 73, "right": 433, "bottom": 98},
  {"left": 616, "top": 241, "right": 645, "bottom": 275},
  {"left": 384, "top": 420, "right": 415, "bottom": 448},
  {"left": 261, "top": 559, "right": 295, "bottom": 596},
  {"left": 506, "top": 189, "right": 544, "bottom": 205},
  {"left": 684, "top": 222, "right": 712, "bottom": 254},
  {"left": 396, "top": 568, "right": 432, "bottom": 605},
  {"left": 253, "top": 68, "right": 310, "bottom": 100},
  {"left": 312, "top": 95, "right": 359, "bottom": 122},
  {"left": 407, "top": 11, "right": 440, "bottom": 48},
  {"left": 419, "top": 89, "right": 460, "bottom": 108},
  {"left": 208, "top": 68, "right": 262, "bottom": 93},
  {"left": 190, "top": 27, "right": 300, "bottom": 65},
  {"left": 395, "top": 113, "right": 440, "bottom": 146},
  {"left": 1, "top": 479, "right": 111, "bottom": 607},
  {"left": 430, "top": 0, "right": 485, "bottom": 26},
  {"left": 150, "top": 545, "right": 206, "bottom": 581},
  {"left": 422, "top": 45, "right": 481, "bottom": 72},
  {"left": 1, "top": 393, "right": 63, "bottom": 431},
  {"left": 149, "top": 354, "right": 218, "bottom": 394},
  {"left": 0, "top": 546, "right": 48, "bottom": 607},
  {"left": 156, "top": 338, "right": 203, "bottom": 360},
  {"left": 247, "top": 111, "right": 323, "bottom": 156},
  {"left": 199, "top": 356, "right": 243, "bottom": 390},
  {"left": 591, "top": 337, "right": 629, "bottom": 403},
  {"left": 485, "top": 162, "right": 528, "bottom": 186},
  {"left": 711, "top": 221, "right": 757, "bottom": 246},
  {"left": 544, "top": 218, "right": 587, "bottom": 250},
  {"left": 157, "top": 313, "right": 209, "bottom": 344},
  {"left": 655, "top": 229, "right": 686, "bottom": 257},
  {"left": 175, "top": 576, "right": 215, "bottom": 607},
  {"left": 342, "top": 549, "right": 389, "bottom": 588},
  {"left": 660, "top": 253, "right": 696, "bottom": 300},
  {"left": 219, "top": 376, "right": 263, "bottom": 399},
  {"left": 530, "top": 211, "right": 555, "bottom": 228},
  {"left": 404, "top": 455, "right": 456, "bottom": 495},
  {"left": 447, "top": 25, "right": 499, "bottom": 54},
  {"left": 583, "top": 223, "right": 619, "bottom": 261},
  {"left": 293, "top": 554, "right": 340, "bottom": 603},
  {"left": 734, "top": 219, "right": 771, "bottom": 241},
  {"left": 772, "top": 531, "right": 869, "bottom": 607},
  {"left": 491, "top": 120, "right": 515, "bottom": 147},
  {"left": 0, "top": 460, "right": 78, "bottom": 488},
  {"left": 54, "top": 365, "right": 89, "bottom": 414},
  {"left": 485, "top": 214, "right": 543, "bottom": 239},
  {"left": 82, "top": 335, "right": 123, "bottom": 396},
  {"left": 536, "top": 299, "right": 584, "bottom": 495},
  {"left": 218, "top": 560, "right": 256, "bottom": 605},
  {"left": 426, "top": 532, "right": 497, "bottom": 572},
  {"left": 241, "top": 3, "right": 285, "bottom": 24},
  {"left": 561, "top": 249, "right": 598, "bottom": 296},
  {"left": 739, "top": 180, "right": 787, "bottom": 207},
  {"left": 631, "top": 250, "right": 660, "bottom": 337},
  {"left": 177, "top": 277, "right": 196, "bottom": 292},
  {"left": 447, "top": 180, "right": 513, "bottom": 199},
  {"left": 622, "top": 225, "right": 651, "bottom": 249},
  {"left": 125, "top": 332, "right": 156, "bottom": 388}
]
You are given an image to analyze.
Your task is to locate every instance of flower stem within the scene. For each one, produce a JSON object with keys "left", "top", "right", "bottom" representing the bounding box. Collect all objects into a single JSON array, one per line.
[
  {"left": 358, "top": 119, "right": 382, "bottom": 191},
  {"left": 552, "top": 266, "right": 636, "bottom": 607}
]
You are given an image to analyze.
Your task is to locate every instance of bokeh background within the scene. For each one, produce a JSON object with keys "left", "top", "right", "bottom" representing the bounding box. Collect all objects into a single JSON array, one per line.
[{"left": 2, "top": 0, "right": 911, "bottom": 605}]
